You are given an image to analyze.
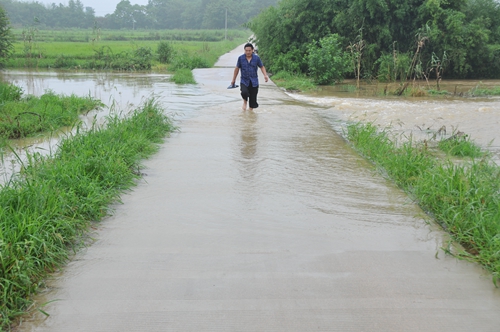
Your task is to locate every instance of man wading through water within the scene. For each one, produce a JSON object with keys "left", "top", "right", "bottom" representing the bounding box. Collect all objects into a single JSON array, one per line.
[{"left": 231, "top": 43, "right": 269, "bottom": 111}]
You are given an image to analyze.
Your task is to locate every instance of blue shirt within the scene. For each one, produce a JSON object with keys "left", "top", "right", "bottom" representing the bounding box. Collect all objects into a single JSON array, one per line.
[{"left": 236, "top": 53, "right": 263, "bottom": 87}]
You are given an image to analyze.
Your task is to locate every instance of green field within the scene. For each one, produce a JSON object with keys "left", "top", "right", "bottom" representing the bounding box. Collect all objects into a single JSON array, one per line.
[{"left": 6, "top": 29, "right": 249, "bottom": 70}]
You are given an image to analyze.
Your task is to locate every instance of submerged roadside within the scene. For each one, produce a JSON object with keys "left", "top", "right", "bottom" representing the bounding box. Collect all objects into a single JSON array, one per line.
[{"left": 0, "top": 100, "right": 175, "bottom": 330}]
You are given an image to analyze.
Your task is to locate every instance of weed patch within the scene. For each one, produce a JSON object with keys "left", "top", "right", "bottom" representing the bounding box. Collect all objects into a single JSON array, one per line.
[{"left": 0, "top": 85, "right": 102, "bottom": 141}]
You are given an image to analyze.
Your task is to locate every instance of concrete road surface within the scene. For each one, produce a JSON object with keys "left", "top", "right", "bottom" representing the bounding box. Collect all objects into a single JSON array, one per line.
[{"left": 17, "top": 44, "right": 500, "bottom": 332}]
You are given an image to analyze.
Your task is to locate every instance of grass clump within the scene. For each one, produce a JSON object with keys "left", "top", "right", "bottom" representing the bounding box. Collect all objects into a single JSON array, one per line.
[
  {"left": 0, "top": 99, "right": 175, "bottom": 330},
  {"left": 346, "top": 122, "right": 500, "bottom": 285},
  {"left": 438, "top": 133, "right": 484, "bottom": 158},
  {"left": 0, "top": 84, "right": 102, "bottom": 141},
  {"left": 270, "top": 71, "right": 316, "bottom": 92},
  {"left": 470, "top": 86, "right": 500, "bottom": 96},
  {"left": 170, "top": 68, "right": 196, "bottom": 84}
]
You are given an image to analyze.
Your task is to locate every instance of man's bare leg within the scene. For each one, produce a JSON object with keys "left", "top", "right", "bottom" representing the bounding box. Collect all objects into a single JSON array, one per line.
[
  {"left": 249, "top": 108, "right": 253, "bottom": 111},
  {"left": 242, "top": 100, "right": 247, "bottom": 111}
]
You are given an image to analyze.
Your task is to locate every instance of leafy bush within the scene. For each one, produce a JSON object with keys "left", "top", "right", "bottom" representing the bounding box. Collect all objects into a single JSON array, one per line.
[
  {"left": 271, "top": 48, "right": 306, "bottom": 74},
  {"left": 306, "top": 34, "right": 350, "bottom": 85},
  {"left": 157, "top": 41, "right": 175, "bottom": 63},
  {"left": 132, "top": 47, "right": 153, "bottom": 70}
]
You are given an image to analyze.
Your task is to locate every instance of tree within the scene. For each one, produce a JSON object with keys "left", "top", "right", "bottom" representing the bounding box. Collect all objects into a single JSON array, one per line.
[{"left": 0, "top": 4, "right": 13, "bottom": 66}]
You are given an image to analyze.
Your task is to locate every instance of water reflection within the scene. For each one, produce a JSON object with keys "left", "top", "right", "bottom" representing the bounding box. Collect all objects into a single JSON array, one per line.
[{"left": 240, "top": 111, "right": 258, "bottom": 160}]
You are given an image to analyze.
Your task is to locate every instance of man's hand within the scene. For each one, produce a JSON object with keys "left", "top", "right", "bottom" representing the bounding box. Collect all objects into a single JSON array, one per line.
[{"left": 264, "top": 75, "right": 269, "bottom": 83}]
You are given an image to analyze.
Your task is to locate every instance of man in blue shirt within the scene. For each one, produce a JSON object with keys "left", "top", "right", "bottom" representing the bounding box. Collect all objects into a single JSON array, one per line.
[{"left": 231, "top": 43, "right": 269, "bottom": 111}]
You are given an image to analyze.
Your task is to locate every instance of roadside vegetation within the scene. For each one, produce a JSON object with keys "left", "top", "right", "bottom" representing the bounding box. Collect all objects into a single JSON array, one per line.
[
  {"left": 345, "top": 122, "right": 500, "bottom": 285},
  {"left": 249, "top": 0, "right": 500, "bottom": 93},
  {"left": 0, "top": 82, "right": 102, "bottom": 144},
  {"left": 0, "top": 99, "right": 175, "bottom": 330}
]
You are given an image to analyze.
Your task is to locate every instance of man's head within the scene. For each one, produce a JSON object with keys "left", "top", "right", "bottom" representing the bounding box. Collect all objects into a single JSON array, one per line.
[{"left": 244, "top": 43, "right": 254, "bottom": 57}]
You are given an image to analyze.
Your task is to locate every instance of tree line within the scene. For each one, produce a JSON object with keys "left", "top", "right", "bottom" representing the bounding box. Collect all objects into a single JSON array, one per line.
[
  {"left": 249, "top": 0, "right": 500, "bottom": 80},
  {"left": 0, "top": 0, "right": 278, "bottom": 30}
]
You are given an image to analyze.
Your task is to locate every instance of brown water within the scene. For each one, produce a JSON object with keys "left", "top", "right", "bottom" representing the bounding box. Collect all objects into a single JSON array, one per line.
[
  {"left": 287, "top": 79, "right": 500, "bottom": 162},
  {"left": 4, "top": 58, "right": 500, "bottom": 331},
  {"left": 0, "top": 70, "right": 234, "bottom": 181}
]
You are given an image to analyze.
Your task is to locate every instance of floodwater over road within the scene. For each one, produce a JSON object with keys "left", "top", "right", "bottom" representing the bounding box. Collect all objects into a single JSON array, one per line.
[{"left": 5, "top": 48, "right": 500, "bottom": 331}]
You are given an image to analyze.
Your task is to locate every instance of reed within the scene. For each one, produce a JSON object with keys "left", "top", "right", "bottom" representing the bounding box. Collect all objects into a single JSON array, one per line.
[
  {"left": 346, "top": 122, "right": 500, "bottom": 285},
  {"left": 0, "top": 99, "right": 175, "bottom": 330}
]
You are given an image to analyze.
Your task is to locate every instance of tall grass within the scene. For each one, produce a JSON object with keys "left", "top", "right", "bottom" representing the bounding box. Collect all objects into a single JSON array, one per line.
[
  {"left": 0, "top": 85, "right": 102, "bottom": 141},
  {"left": 346, "top": 122, "right": 500, "bottom": 285},
  {"left": 0, "top": 99, "right": 175, "bottom": 330}
]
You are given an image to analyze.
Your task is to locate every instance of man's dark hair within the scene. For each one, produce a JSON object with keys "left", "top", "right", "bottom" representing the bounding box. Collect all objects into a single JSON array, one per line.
[{"left": 244, "top": 43, "right": 254, "bottom": 49}]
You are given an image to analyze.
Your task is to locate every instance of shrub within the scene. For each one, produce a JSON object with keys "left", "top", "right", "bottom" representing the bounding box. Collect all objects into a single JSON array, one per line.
[
  {"left": 306, "top": 34, "right": 350, "bottom": 85},
  {"left": 157, "top": 41, "right": 175, "bottom": 64},
  {"left": 132, "top": 47, "right": 153, "bottom": 70}
]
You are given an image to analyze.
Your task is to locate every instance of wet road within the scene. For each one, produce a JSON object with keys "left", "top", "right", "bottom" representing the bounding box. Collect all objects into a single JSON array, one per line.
[{"left": 15, "top": 46, "right": 500, "bottom": 331}]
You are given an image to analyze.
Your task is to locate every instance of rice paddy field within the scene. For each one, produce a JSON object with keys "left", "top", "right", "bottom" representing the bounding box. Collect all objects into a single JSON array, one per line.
[{"left": 6, "top": 28, "right": 250, "bottom": 70}]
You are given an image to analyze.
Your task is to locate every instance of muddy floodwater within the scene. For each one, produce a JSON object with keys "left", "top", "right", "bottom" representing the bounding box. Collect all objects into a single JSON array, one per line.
[{"left": 3, "top": 48, "right": 500, "bottom": 331}]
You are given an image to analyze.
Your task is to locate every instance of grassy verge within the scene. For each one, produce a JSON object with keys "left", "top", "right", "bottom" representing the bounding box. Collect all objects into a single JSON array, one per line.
[
  {"left": 346, "top": 122, "right": 500, "bottom": 285},
  {"left": 0, "top": 99, "right": 175, "bottom": 330},
  {"left": 0, "top": 82, "right": 102, "bottom": 143},
  {"left": 270, "top": 71, "right": 316, "bottom": 92}
]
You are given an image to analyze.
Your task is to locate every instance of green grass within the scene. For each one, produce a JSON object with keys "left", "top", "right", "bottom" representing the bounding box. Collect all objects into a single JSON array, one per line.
[
  {"left": 427, "top": 89, "right": 450, "bottom": 95},
  {"left": 0, "top": 99, "right": 175, "bottom": 330},
  {"left": 12, "top": 28, "right": 249, "bottom": 43},
  {"left": 171, "top": 68, "right": 196, "bottom": 84},
  {"left": 346, "top": 122, "right": 500, "bottom": 285},
  {"left": 469, "top": 85, "right": 500, "bottom": 96},
  {"left": 0, "top": 83, "right": 102, "bottom": 141},
  {"left": 270, "top": 71, "right": 317, "bottom": 92},
  {"left": 438, "top": 133, "right": 484, "bottom": 158},
  {"left": 6, "top": 29, "right": 249, "bottom": 71}
]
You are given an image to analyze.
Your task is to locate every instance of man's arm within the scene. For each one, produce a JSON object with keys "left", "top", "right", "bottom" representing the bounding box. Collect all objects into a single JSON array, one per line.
[
  {"left": 231, "top": 67, "right": 239, "bottom": 85},
  {"left": 260, "top": 66, "right": 269, "bottom": 83}
]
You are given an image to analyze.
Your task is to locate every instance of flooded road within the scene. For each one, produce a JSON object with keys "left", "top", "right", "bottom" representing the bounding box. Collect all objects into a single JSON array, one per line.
[
  {"left": 288, "top": 81, "right": 500, "bottom": 162},
  {"left": 6, "top": 47, "right": 500, "bottom": 331}
]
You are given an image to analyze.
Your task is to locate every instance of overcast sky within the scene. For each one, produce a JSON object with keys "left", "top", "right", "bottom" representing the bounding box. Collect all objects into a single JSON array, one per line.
[{"left": 32, "top": 0, "right": 149, "bottom": 16}]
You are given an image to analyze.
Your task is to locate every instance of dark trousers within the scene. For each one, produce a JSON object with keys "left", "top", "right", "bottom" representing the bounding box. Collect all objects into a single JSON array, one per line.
[{"left": 240, "top": 81, "right": 259, "bottom": 109}]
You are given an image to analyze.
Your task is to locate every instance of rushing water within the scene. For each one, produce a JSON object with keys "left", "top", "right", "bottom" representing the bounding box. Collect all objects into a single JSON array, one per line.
[
  {"left": 3, "top": 66, "right": 500, "bottom": 331},
  {"left": 0, "top": 70, "right": 235, "bottom": 181}
]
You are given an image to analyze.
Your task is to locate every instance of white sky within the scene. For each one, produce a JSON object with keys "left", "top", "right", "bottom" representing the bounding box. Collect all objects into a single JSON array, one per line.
[{"left": 30, "top": 0, "right": 149, "bottom": 16}]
